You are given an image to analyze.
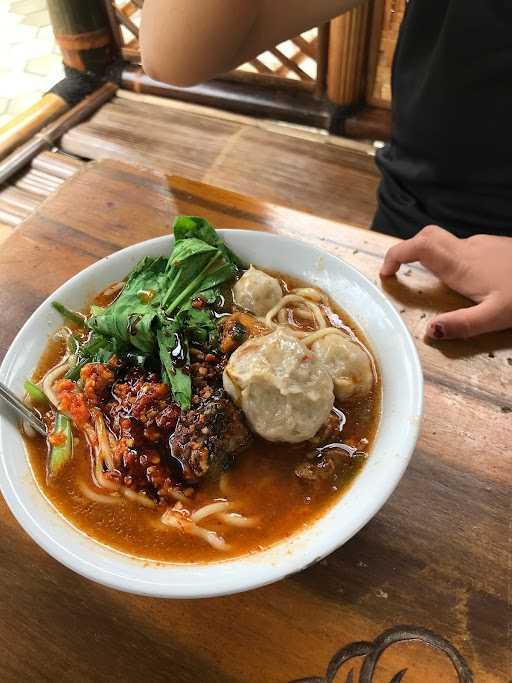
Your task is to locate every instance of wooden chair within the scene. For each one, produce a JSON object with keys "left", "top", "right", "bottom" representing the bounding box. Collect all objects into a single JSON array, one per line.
[{"left": 0, "top": 0, "right": 404, "bottom": 232}]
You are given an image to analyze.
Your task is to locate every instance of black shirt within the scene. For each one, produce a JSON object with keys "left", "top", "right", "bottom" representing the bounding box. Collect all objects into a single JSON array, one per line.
[{"left": 373, "top": 0, "right": 512, "bottom": 238}]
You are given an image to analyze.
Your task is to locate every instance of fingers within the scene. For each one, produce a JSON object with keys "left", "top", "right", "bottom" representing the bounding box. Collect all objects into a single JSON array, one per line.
[
  {"left": 380, "top": 225, "right": 460, "bottom": 278},
  {"left": 426, "top": 297, "right": 504, "bottom": 340}
]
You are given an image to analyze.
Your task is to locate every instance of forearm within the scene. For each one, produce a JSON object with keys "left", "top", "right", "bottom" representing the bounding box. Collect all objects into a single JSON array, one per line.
[{"left": 141, "top": 0, "right": 364, "bottom": 86}]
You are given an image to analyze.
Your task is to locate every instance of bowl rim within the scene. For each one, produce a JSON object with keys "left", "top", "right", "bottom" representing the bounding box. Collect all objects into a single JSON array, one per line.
[{"left": 0, "top": 230, "right": 423, "bottom": 598}]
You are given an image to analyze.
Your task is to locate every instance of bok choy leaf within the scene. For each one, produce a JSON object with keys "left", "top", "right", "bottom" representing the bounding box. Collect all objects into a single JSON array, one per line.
[
  {"left": 49, "top": 412, "right": 73, "bottom": 476},
  {"left": 78, "top": 216, "right": 242, "bottom": 409}
]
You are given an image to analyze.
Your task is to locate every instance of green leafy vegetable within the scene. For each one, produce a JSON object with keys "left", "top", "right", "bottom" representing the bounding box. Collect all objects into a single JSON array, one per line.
[
  {"left": 65, "top": 332, "right": 122, "bottom": 381},
  {"left": 185, "top": 309, "right": 219, "bottom": 346},
  {"left": 163, "top": 248, "right": 221, "bottom": 313},
  {"left": 52, "top": 301, "right": 85, "bottom": 327},
  {"left": 163, "top": 216, "right": 240, "bottom": 314},
  {"left": 74, "top": 216, "right": 242, "bottom": 409},
  {"left": 87, "top": 257, "right": 167, "bottom": 353},
  {"left": 49, "top": 412, "right": 73, "bottom": 476},
  {"left": 157, "top": 324, "right": 192, "bottom": 410},
  {"left": 24, "top": 380, "right": 49, "bottom": 405},
  {"left": 173, "top": 216, "right": 242, "bottom": 268}
]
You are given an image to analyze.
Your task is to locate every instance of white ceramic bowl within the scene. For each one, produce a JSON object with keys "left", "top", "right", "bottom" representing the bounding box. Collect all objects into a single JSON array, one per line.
[{"left": 0, "top": 231, "right": 423, "bottom": 598}]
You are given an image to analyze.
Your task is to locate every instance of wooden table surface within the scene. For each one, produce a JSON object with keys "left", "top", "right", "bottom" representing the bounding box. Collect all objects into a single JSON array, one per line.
[{"left": 0, "top": 160, "right": 510, "bottom": 683}]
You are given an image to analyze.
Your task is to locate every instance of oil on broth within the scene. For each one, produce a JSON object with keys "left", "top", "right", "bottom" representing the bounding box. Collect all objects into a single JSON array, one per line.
[{"left": 25, "top": 272, "right": 381, "bottom": 563}]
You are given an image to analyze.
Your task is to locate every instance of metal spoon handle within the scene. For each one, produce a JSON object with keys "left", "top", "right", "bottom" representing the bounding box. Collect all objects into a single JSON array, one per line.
[{"left": 0, "top": 381, "right": 47, "bottom": 436}]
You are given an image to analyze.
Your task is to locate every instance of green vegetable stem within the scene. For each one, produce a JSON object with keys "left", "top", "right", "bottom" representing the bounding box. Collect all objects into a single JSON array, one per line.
[
  {"left": 52, "top": 301, "right": 85, "bottom": 327},
  {"left": 48, "top": 412, "right": 73, "bottom": 477},
  {"left": 24, "top": 380, "right": 49, "bottom": 405}
]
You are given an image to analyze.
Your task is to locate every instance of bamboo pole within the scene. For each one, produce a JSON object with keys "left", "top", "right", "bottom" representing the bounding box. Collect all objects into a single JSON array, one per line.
[
  {"left": 103, "top": 0, "right": 124, "bottom": 49},
  {"left": 0, "top": 83, "right": 117, "bottom": 186},
  {"left": 1, "top": 1, "right": 119, "bottom": 162},
  {"left": 47, "top": 0, "right": 118, "bottom": 74},
  {"left": 315, "top": 23, "right": 331, "bottom": 97},
  {"left": 327, "top": 2, "right": 372, "bottom": 106},
  {"left": 0, "top": 95, "right": 69, "bottom": 161},
  {"left": 32, "top": 151, "right": 84, "bottom": 179}
]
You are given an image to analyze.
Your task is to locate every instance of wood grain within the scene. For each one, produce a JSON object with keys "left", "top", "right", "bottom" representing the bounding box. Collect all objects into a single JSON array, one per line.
[
  {"left": 0, "top": 160, "right": 510, "bottom": 683},
  {"left": 0, "top": 151, "right": 83, "bottom": 227},
  {"left": 0, "top": 83, "right": 117, "bottom": 186},
  {"left": 0, "top": 221, "right": 12, "bottom": 245},
  {"left": 344, "top": 106, "right": 392, "bottom": 141},
  {"left": 60, "top": 94, "right": 379, "bottom": 228},
  {"left": 366, "top": 0, "right": 406, "bottom": 109},
  {"left": 327, "top": 3, "right": 371, "bottom": 106}
]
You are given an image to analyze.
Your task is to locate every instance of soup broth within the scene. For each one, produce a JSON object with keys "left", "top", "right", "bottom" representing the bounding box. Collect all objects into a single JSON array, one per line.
[{"left": 24, "top": 263, "right": 381, "bottom": 563}]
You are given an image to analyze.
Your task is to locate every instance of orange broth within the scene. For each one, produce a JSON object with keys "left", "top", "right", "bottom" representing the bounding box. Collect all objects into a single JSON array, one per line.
[{"left": 24, "top": 273, "right": 381, "bottom": 563}]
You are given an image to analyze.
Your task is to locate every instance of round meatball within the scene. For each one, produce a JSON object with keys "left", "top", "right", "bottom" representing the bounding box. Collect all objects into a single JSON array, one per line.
[
  {"left": 233, "top": 266, "right": 283, "bottom": 317},
  {"left": 223, "top": 328, "right": 334, "bottom": 443},
  {"left": 311, "top": 333, "right": 374, "bottom": 402}
]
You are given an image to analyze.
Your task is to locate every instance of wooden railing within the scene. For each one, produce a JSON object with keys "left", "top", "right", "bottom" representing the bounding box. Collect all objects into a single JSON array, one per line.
[
  {"left": 108, "top": 1, "right": 325, "bottom": 90},
  {"left": 106, "top": 0, "right": 404, "bottom": 138},
  {"left": 1, "top": 0, "right": 406, "bottom": 174},
  {"left": 366, "top": 0, "right": 407, "bottom": 108}
]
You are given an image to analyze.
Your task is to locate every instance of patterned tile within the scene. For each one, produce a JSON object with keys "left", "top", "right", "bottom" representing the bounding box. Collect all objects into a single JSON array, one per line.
[
  {"left": 10, "top": 0, "right": 47, "bottom": 12},
  {"left": 37, "top": 25, "right": 55, "bottom": 40},
  {"left": 22, "top": 9, "right": 51, "bottom": 28},
  {"left": 6, "top": 90, "right": 44, "bottom": 114},
  {"left": 26, "top": 53, "right": 62, "bottom": 77},
  {"left": 0, "top": 0, "right": 63, "bottom": 129}
]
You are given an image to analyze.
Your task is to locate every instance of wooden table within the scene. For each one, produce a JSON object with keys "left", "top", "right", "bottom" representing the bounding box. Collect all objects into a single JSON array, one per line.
[{"left": 0, "top": 160, "right": 510, "bottom": 683}]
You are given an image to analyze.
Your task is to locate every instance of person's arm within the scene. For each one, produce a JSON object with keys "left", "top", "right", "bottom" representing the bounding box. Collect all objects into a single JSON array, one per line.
[
  {"left": 140, "top": 0, "right": 363, "bottom": 86},
  {"left": 380, "top": 225, "right": 512, "bottom": 340}
]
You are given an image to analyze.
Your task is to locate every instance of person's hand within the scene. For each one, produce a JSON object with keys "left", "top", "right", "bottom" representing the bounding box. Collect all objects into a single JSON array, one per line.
[{"left": 380, "top": 225, "right": 512, "bottom": 340}]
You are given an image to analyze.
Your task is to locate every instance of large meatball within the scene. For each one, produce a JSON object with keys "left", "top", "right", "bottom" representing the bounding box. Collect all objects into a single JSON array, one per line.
[
  {"left": 223, "top": 328, "right": 334, "bottom": 443},
  {"left": 169, "top": 389, "right": 252, "bottom": 483},
  {"left": 311, "top": 333, "right": 374, "bottom": 402},
  {"left": 233, "top": 266, "right": 283, "bottom": 317}
]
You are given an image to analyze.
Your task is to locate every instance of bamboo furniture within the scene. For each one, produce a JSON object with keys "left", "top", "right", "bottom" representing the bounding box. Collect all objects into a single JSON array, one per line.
[
  {"left": 47, "top": 0, "right": 118, "bottom": 74},
  {"left": 1, "top": 0, "right": 403, "bottom": 174},
  {"left": 108, "top": 0, "right": 400, "bottom": 137},
  {"left": 0, "top": 84, "right": 117, "bottom": 186},
  {"left": 0, "top": 96, "right": 379, "bottom": 233},
  {"left": 0, "top": 160, "right": 510, "bottom": 682}
]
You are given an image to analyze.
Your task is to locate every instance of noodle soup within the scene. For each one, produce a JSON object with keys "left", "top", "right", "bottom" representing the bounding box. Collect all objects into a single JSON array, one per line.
[{"left": 23, "top": 218, "right": 381, "bottom": 563}]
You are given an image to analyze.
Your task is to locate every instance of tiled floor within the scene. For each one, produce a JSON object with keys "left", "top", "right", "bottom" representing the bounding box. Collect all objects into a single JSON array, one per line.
[{"left": 0, "top": 0, "right": 64, "bottom": 128}]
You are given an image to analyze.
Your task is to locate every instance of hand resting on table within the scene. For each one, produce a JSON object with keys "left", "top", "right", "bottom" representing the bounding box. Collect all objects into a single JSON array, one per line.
[{"left": 380, "top": 225, "right": 512, "bottom": 340}]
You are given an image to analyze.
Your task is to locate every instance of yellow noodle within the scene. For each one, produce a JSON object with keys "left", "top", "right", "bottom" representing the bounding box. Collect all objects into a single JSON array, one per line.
[
  {"left": 191, "top": 501, "right": 230, "bottom": 523},
  {"left": 301, "top": 327, "right": 350, "bottom": 347},
  {"left": 277, "top": 308, "right": 288, "bottom": 324},
  {"left": 160, "top": 510, "right": 229, "bottom": 551},
  {"left": 101, "top": 281, "right": 125, "bottom": 298},
  {"left": 265, "top": 295, "right": 327, "bottom": 333},
  {"left": 290, "top": 287, "right": 328, "bottom": 303},
  {"left": 123, "top": 488, "right": 156, "bottom": 509},
  {"left": 217, "top": 512, "right": 259, "bottom": 528},
  {"left": 291, "top": 308, "right": 315, "bottom": 322},
  {"left": 79, "top": 482, "right": 123, "bottom": 505},
  {"left": 195, "top": 526, "right": 230, "bottom": 551},
  {"left": 42, "top": 359, "right": 70, "bottom": 407},
  {"left": 93, "top": 411, "right": 115, "bottom": 471}
]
